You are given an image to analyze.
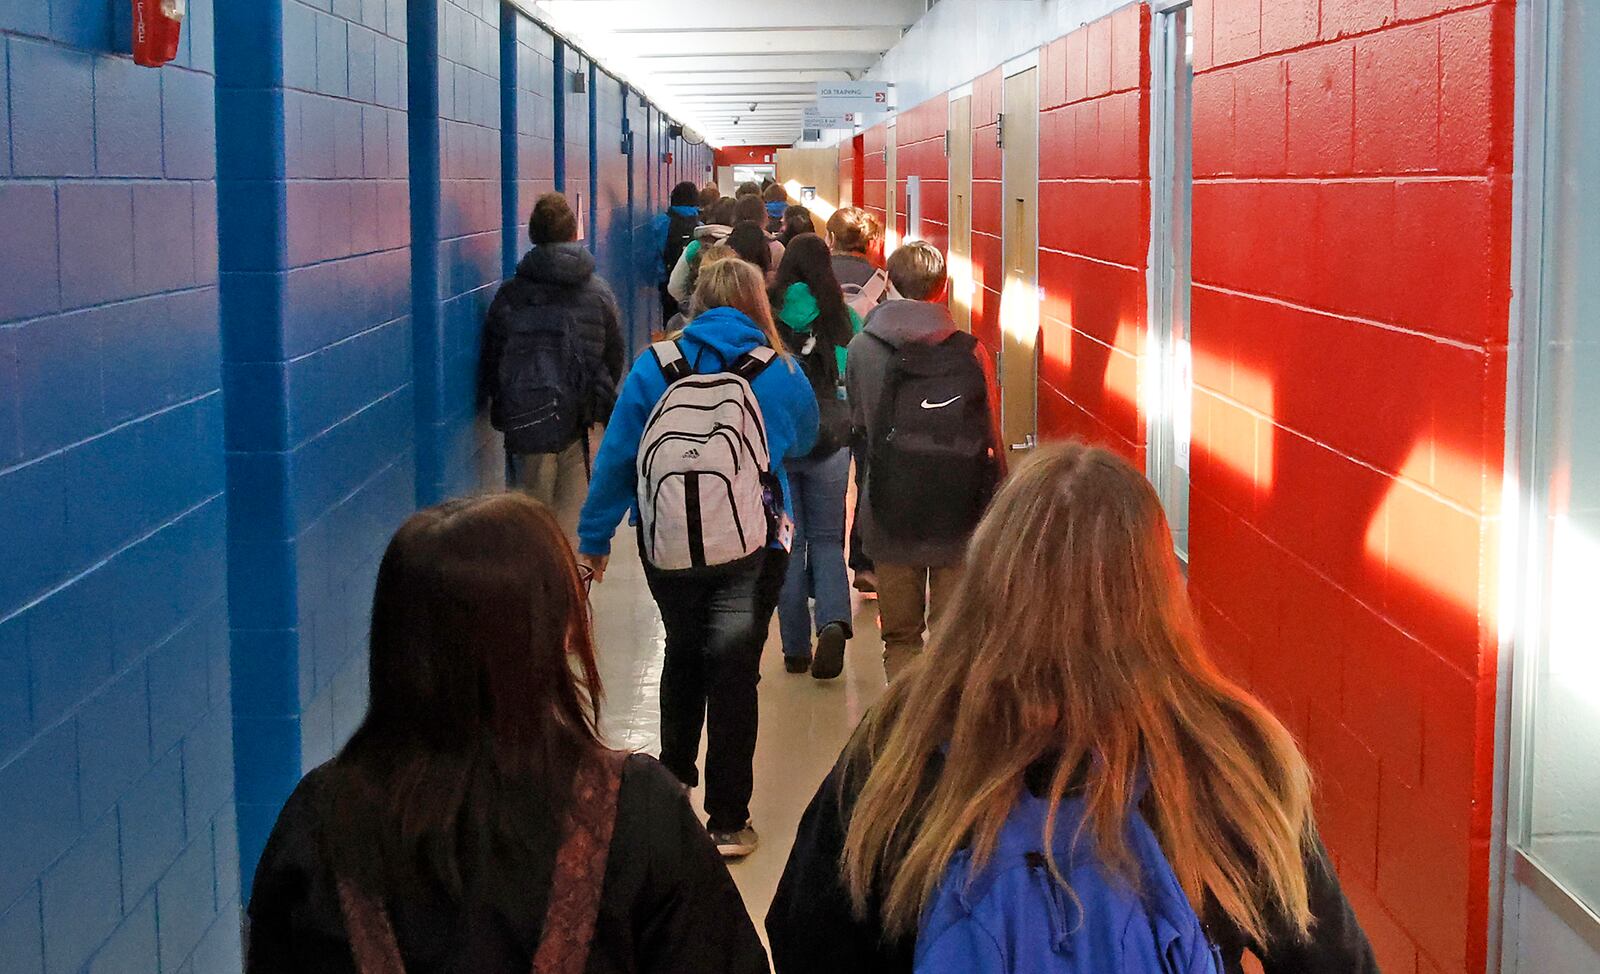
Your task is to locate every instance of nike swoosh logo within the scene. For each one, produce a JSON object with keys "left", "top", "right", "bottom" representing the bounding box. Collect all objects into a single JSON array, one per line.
[{"left": 920, "top": 396, "right": 961, "bottom": 409}]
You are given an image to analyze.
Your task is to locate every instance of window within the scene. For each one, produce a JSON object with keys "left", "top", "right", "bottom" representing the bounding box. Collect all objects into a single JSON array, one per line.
[
  {"left": 1148, "top": 1, "right": 1194, "bottom": 560},
  {"left": 905, "top": 175, "right": 922, "bottom": 241},
  {"left": 1505, "top": 0, "right": 1600, "bottom": 939}
]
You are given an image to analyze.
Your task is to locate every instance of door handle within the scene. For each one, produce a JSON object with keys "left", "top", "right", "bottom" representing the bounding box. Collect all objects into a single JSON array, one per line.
[{"left": 1010, "top": 434, "right": 1037, "bottom": 452}]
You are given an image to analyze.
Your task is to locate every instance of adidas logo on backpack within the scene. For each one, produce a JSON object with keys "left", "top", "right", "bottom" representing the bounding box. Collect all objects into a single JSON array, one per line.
[{"left": 637, "top": 341, "right": 779, "bottom": 573}]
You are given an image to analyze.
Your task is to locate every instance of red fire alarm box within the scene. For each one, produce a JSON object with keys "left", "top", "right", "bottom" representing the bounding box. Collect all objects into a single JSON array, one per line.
[{"left": 133, "top": 0, "right": 185, "bottom": 68}]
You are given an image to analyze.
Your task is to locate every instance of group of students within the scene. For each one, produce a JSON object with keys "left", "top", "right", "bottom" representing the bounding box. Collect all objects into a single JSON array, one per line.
[{"left": 242, "top": 186, "right": 1383, "bottom": 974}]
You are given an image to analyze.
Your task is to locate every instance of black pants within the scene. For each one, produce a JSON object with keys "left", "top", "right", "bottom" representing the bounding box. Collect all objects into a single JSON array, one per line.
[
  {"left": 848, "top": 436, "right": 874, "bottom": 574},
  {"left": 644, "top": 547, "right": 788, "bottom": 832},
  {"left": 659, "top": 282, "right": 680, "bottom": 332}
]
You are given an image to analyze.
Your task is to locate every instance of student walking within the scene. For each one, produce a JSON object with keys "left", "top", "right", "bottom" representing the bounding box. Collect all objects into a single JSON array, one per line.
[
  {"left": 769, "top": 234, "right": 864, "bottom": 679},
  {"left": 766, "top": 443, "right": 1380, "bottom": 974},
  {"left": 733, "top": 193, "right": 786, "bottom": 280},
  {"left": 666, "top": 196, "right": 737, "bottom": 305},
  {"left": 577, "top": 259, "right": 819, "bottom": 859},
  {"left": 777, "top": 205, "right": 815, "bottom": 247},
  {"left": 763, "top": 182, "right": 790, "bottom": 234},
  {"left": 247, "top": 494, "right": 769, "bottom": 974},
  {"left": 656, "top": 181, "right": 702, "bottom": 328},
  {"left": 482, "top": 192, "right": 625, "bottom": 542},
  {"left": 845, "top": 241, "right": 1003, "bottom": 681},
  {"left": 825, "top": 207, "right": 891, "bottom": 593}
]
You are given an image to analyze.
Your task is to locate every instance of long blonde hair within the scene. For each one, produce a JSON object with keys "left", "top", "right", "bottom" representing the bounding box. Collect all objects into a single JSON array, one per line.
[
  {"left": 842, "top": 442, "right": 1315, "bottom": 944},
  {"left": 692, "top": 256, "right": 791, "bottom": 361}
]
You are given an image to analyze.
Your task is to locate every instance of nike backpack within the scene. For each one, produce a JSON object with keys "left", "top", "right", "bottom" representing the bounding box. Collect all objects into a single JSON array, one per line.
[
  {"left": 915, "top": 787, "right": 1224, "bottom": 974},
  {"left": 637, "top": 341, "right": 779, "bottom": 572},
  {"left": 867, "top": 331, "right": 995, "bottom": 543},
  {"left": 496, "top": 303, "right": 590, "bottom": 456},
  {"left": 841, "top": 268, "right": 890, "bottom": 322}
]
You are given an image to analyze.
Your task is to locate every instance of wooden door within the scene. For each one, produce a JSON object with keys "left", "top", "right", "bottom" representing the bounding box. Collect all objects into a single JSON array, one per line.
[
  {"left": 1000, "top": 67, "right": 1039, "bottom": 455},
  {"left": 948, "top": 95, "right": 974, "bottom": 331},
  {"left": 774, "top": 148, "right": 841, "bottom": 234}
]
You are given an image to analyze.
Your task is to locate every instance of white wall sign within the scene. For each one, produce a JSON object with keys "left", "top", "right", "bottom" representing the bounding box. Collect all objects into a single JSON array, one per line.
[
  {"left": 815, "top": 82, "right": 891, "bottom": 113},
  {"left": 802, "top": 108, "right": 859, "bottom": 129}
]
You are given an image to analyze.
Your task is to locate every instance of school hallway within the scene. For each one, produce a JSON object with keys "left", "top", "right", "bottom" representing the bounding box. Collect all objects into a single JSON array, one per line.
[{"left": 591, "top": 539, "right": 884, "bottom": 934}]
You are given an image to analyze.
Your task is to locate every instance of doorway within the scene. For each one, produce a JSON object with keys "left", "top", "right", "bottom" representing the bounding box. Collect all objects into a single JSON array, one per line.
[
  {"left": 948, "top": 94, "right": 974, "bottom": 331},
  {"left": 999, "top": 66, "right": 1039, "bottom": 456}
]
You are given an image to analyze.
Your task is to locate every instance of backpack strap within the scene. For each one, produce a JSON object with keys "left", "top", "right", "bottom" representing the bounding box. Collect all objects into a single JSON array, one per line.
[
  {"left": 733, "top": 345, "right": 777, "bottom": 382},
  {"left": 531, "top": 749, "right": 629, "bottom": 974},
  {"left": 651, "top": 340, "right": 693, "bottom": 385},
  {"left": 859, "top": 268, "right": 890, "bottom": 306},
  {"left": 336, "top": 879, "right": 407, "bottom": 974}
]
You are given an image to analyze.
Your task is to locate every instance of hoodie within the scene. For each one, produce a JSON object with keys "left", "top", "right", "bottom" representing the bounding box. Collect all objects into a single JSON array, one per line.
[
  {"left": 482, "top": 242, "right": 626, "bottom": 433},
  {"left": 577, "top": 306, "right": 821, "bottom": 557},
  {"left": 775, "top": 282, "right": 863, "bottom": 375},
  {"left": 666, "top": 224, "right": 733, "bottom": 303},
  {"left": 844, "top": 299, "right": 1005, "bottom": 566}
]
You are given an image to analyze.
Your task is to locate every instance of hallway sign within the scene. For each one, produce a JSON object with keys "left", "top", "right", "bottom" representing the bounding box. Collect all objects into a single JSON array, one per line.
[
  {"left": 803, "top": 108, "right": 859, "bottom": 129},
  {"left": 816, "top": 82, "right": 891, "bottom": 113}
]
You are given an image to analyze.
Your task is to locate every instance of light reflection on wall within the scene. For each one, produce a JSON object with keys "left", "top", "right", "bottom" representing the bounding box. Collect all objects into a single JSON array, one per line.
[
  {"left": 1364, "top": 441, "right": 1485, "bottom": 615},
  {"left": 1190, "top": 348, "right": 1276, "bottom": 488}
]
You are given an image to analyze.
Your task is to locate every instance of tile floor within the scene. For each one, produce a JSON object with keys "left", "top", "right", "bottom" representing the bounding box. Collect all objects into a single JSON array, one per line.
[{"left": 590, "top": 538, "right": 886, "bottom": 947}]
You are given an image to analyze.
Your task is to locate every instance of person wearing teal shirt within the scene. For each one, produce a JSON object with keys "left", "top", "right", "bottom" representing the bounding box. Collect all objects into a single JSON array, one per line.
[{"left": 768, "top": 234, "right": 864, "bottom": 681}]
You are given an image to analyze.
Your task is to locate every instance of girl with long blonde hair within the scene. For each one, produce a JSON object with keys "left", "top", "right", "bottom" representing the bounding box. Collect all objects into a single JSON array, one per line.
[
  {"left": 767, "top": 442, "right": 1378, "bottom": 973},
  {"left": 577, "top": 256, "right": 817, "bottom": 860}
]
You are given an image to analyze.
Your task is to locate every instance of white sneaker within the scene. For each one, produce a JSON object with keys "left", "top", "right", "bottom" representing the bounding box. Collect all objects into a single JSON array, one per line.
[{"left": 710, "top": 821, "right": 759, "bottom": 858}]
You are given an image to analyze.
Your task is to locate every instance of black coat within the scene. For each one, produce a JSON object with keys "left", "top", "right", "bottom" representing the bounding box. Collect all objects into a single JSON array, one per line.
[
  {"left": 247, "top": 754, "right": 769, "bottom": 974},
  {"left": 482, "top": 243, "right": 626, "bottom": 430},
  {"left": 767, "top": 746, "right": 1382, "bottom": 974}
]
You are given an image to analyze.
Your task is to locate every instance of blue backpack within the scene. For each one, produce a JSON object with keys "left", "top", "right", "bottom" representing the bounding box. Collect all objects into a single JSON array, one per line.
[{"left": 914, "top": 787, "right": 1224, "bottom": 974}]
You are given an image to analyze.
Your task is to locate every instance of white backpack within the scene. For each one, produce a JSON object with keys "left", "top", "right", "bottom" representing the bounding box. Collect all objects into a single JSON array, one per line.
[
  {"left": 637, "top": 341, "right": 777, "bottom": 572},
  {"left": 842, "top": 268, "right": 890, "bottom": 321}
]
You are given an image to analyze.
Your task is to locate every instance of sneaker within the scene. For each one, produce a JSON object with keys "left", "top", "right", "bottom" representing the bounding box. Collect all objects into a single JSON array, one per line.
[
  {"left": 784, "top": 655, "right": 812, "bottom": 674},
  {"left": 811, "top": 622, "right": 847, "bottom": 681},
  {"left": 852, "top": 570, "right": 878, "bottom": 594},
  {"left": 710, "top": 822, "right": 759, "bottom": 858}
]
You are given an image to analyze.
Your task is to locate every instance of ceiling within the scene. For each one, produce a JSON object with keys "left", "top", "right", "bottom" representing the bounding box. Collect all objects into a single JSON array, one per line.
[{"left": 526, "top": 0, "right": 929, "bottom": 146}]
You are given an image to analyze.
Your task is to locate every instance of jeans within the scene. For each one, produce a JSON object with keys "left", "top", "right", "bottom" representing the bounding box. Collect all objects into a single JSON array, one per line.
[
  {"left": 876, "top": 562, "right": 965, "bottom": 682},
  {"left": 644, "top": 548, "right": 788, "bottom": 832},
  {"left": 777, "top": 447, "right": 855, "bottom": 661}
]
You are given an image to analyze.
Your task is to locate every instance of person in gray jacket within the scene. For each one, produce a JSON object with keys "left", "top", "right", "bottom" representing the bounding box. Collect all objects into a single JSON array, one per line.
[{"left": 845, "top": 241, "right": 1005, "bottom": 681}]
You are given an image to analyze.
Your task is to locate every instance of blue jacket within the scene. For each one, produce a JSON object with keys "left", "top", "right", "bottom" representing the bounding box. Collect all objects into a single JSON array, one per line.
[{"left": 577, "top": 306, "right": 821, "bottom": 556}]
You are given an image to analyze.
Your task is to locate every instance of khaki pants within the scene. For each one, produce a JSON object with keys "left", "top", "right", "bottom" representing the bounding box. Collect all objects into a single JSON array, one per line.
[
  {"left": 508, "top": 426, "right": 598, "bottom": 544},
  {"left": 875, "top": 562, "right": 965, "bottom": 682}
]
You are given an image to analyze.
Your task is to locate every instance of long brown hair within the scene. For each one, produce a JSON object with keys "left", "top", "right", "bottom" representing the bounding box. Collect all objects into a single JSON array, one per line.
[
  {"left": 328, "top": 493, "right": 604, "bottom": 898},
  {"left": 692, "top": 256, "right": 792, "bottom": 363},
  {"left": 842, "top": 442, "right": 1314, "bottom": 944}
]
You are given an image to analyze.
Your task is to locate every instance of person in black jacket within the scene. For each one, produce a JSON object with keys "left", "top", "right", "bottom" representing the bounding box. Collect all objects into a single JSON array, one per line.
[
  {"left": 767, "top": 443, "right": 1381, "bottom": 974},
  {"left": 482, "top": 192, "right": 625, "bottom": 541},
  {"left": 657, "top": 181, "right": 702, "bottom": 329},
  {"left": 247, "top": 493, "right": 769, "bottom": 974}
]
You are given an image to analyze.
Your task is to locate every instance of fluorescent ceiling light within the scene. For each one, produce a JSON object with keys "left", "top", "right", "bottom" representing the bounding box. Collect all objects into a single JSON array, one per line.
[{"left": 520, "top": 0, "right": 728, "bottom": 148}]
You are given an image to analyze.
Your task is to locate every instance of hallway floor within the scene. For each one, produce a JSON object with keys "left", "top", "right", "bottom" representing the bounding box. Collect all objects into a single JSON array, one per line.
[{"left": 590, "top": 539, "right": 886, "bottom": 943}]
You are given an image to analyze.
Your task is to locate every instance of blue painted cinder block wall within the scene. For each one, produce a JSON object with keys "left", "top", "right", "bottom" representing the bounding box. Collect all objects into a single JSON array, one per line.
[
  {"left": 0, "top": 0, "right": 244, "bottom": 970},
  {"left": 1, "top": 1, "right": 712, "bottom": 962}
]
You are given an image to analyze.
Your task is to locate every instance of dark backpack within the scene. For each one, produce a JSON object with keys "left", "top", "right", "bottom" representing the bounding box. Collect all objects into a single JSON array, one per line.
[
  {"left": 496, "top": 301, "right": 590, "bottom": 455},
  {"left": 867, "top": 331, "right": 995, "bottom": 542},
  {"left": 662, "top": 211, "right": 699, "bottom": 277},
  {"left": 777, "top": 321, "right": 851, "bottom": 458}
]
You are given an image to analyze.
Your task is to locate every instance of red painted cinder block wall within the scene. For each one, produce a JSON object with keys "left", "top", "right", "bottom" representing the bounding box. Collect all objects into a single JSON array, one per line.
[
  {"left": 1036, "top": 3, "right": 1151, "bottom": 463},
  {"left": 1184, "top": 2, "right": 1514, "bottom": 972},
  {"left": 970, "top": 67, "right": 1004, "bottom": 360},
  {"left": 861, "top": 123, "right": 889, "bottom": 233},
  {"left": 894, "top": 94, "right": 951, "bottom": 255}
]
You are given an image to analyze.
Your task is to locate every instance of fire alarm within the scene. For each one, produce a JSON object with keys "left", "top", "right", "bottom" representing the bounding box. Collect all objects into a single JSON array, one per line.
[{"left": 132, "top": 0, "right": 186, "bottom": 68}]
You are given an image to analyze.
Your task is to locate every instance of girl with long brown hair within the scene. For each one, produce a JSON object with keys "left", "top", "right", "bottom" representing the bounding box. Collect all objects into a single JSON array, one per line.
[
  {"left": 247, "top": 494, "right": 768, "bottom": 974},
  {"left": 578, "top": 258, "right": 819, "bottom": 859},
  {"left": 767, "top": 442, "right": 1379, "bottom": 973}
]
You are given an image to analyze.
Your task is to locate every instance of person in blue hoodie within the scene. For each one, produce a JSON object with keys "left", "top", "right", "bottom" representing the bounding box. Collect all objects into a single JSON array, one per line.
[
  {"left": 653, "top": 181, "right": 702, "bottom": 329},
  {"left": 577, "top": 255, "right": 819, "bottom": 860},
  {"left": 763, "top": 182, "right": 790, "bottom": 234},
  {"left": 769, "top": 234, "right": 864, "bottom": 681}
]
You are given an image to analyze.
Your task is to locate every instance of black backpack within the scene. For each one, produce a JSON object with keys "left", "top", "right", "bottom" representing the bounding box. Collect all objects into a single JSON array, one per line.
[
  {"left": 867, "top": 331, "right": 996, "bottom": 542},
  {"left": 663, "top": 212, "right": 699, "bottom": 275},
  {"left": 496, "top": 301, "right": 590, "bottom": 455},
  {"left": 777, "top": 321, "right": 851, "bottom": 458}
]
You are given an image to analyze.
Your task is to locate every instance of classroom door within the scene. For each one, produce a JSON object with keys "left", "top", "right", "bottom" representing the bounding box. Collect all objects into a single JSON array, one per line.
[
  {"left": 948, "top": 95, "right": 974, "bottom": 331},
  {"left": 1000, "top": 67, "right": 1039, "bottom": 455}
]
